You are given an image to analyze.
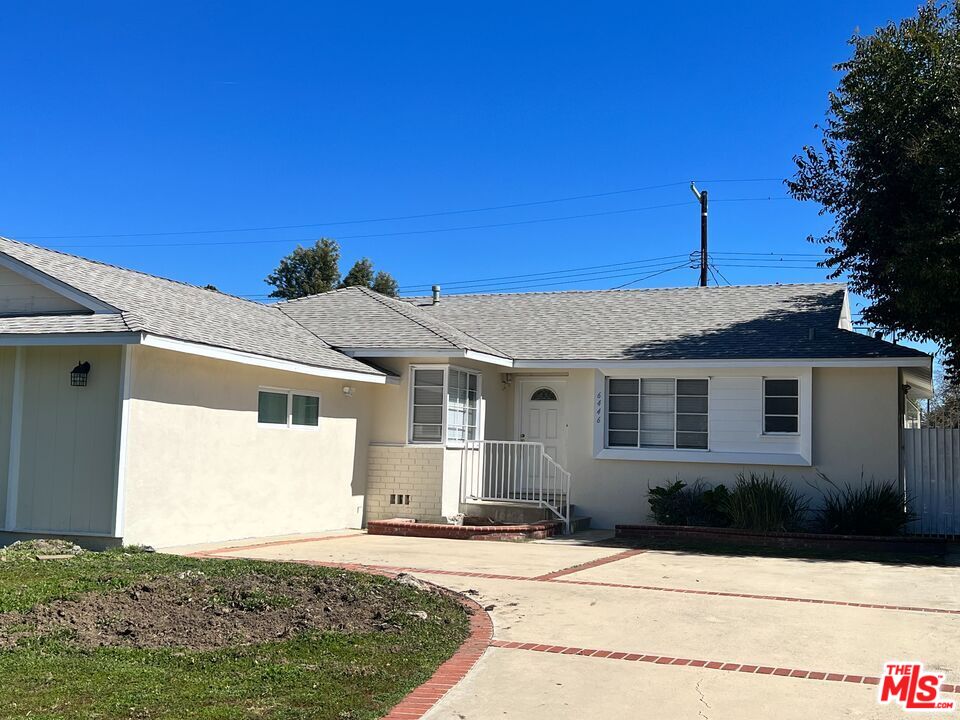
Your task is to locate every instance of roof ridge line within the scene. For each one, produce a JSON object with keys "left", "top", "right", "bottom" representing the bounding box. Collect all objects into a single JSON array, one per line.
[
  {"left": 355, "top": 287, "right": 470, "bottom": 349},
  {"left": 355, "top": 286, "right": 511, "bottom": 357},
  {"left": 403, "top": 280, "right": 846, "bottom": 300}
]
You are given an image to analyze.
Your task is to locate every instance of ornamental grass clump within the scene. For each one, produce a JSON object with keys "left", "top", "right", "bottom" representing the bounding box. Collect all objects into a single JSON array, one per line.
[
  {"left": 812, "top": 473, "right": 913, "bottom": 536},
  {"left": 722, "top": 472, "right": 809, "bottom": 532}
]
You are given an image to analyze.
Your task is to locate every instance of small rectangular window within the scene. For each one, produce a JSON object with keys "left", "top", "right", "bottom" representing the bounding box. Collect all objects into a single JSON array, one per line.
[
  {"left": 292, "top": 394, "right": 320, "bottom": 427},
  {"left": 258, "top": 391, "right": 288, "bottom": 425},
  {"left": 764, "top": 378, "right": 799, "bottom": 434}
]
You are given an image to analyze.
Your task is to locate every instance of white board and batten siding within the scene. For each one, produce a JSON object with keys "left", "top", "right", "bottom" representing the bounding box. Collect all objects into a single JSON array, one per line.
[{"left": 904, "top": 428, "right": 960, "bottom": 537}]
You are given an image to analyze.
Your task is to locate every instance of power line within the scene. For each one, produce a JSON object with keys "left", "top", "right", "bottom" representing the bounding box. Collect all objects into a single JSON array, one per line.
[
  {"left": 611, "top": 262, "right": 695, "bottom": 289},
  {"left": 711, "top": 263, "right": 824, "bottom": 270},
  {"left": 709, "top": 263, "right": 733, "bottom": 286},
  {"left": 10, "top": 177, "right": 786, "bottom": 241},
  {"left": 707, "top": 264, "right": 721, "bottom": 287},
  {"left": 403, "top": 261, "right": 696, "bottom": 295},
  {"left": 398, "top": 253, "right": 692, "bottom": 291},
  {"left": 37, "top": 196, "right": 792, "bottom": 250}
]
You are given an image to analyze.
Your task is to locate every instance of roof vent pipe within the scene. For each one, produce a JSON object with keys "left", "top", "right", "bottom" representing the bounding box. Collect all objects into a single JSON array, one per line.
[{"left": 432, "top": 285, "right": 441, "bottom": 305}]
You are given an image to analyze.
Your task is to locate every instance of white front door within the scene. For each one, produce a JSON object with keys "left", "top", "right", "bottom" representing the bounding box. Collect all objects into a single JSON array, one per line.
[{"left": 518, "top": 379, "right": 567, "bottom": 467}]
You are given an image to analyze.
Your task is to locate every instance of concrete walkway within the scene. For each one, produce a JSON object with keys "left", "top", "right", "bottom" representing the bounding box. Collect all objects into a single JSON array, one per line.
[{"left": 168, "top": 532, "right": 960, "bottom": 719}]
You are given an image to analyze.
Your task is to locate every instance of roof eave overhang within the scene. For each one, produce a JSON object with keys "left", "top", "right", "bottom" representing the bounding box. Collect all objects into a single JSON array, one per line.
[
  {"left": 511, "top": 357, "right": 933, "bottom": 370},
  {"left": 140, "top": 334, "right": 388, "bottom": 384},
  {"left": 0, "top": 331, "right": 143, "bottom": 346},
  {"left": 340, "top": 347, "right": 515, "bottom": 368}
]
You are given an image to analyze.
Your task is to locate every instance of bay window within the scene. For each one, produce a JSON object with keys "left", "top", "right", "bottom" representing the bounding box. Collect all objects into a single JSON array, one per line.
[
  {"left": 410, "top": 365, "right": 481, "bottom": 445},
  {"left": 606, "top": 377, "right": 709, "bottom": 450}
]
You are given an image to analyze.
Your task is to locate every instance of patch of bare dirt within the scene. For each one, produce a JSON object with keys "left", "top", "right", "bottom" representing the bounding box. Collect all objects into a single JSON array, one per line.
[{"left": 0, "top": 570, "right": 428, "bottom": 651}]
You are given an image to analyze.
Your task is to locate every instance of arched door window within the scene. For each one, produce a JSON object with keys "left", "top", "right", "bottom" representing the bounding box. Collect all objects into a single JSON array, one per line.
[{"left": 530, "top": 387, "right": 558, "bottom": 402}]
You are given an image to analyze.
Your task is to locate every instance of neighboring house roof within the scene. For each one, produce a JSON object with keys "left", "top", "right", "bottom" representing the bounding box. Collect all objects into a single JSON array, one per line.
[
  {"left": 277, "top": 286, "right": 509, "bottom": 359},
  {"left": 0, "top": 237, "right": 383, "bottom": 377},
  {"left": 403, "top": 283, "right": 929, "bottom": 361}
]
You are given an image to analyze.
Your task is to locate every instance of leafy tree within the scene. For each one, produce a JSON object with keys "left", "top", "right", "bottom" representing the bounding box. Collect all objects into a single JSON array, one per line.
[
  {"left": 265, "top": 238, "right": 341, "bottom": 300},
  {"left": 924, "top": 368, "right": 960, "bottom": 427},
  {"left": 371, "top": 270, "right": 399, "bottom": 297},
  {"left": 787, "top": 1, "right": 960, "bottom": 374},
  {"left": 266, "top": 238, "right": 399, "bottom": 299},
  {"left": 341, "top": 258, "right": 375, "bottom": 288}
]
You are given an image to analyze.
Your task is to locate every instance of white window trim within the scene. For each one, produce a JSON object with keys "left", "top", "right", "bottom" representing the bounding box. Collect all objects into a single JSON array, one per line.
[
  {"left": 761, "top": 377, "right": 801, "bottom": 437},
  {"left": 603, "top": 376, "right": 710, "bottom": 452},
  {"left": 257, "top": 386, "right": 322, "bottom": 430},
  {"left": 407, "top": 364, "right": 483, "bottom": 447},
  {"left": 592, "top": 369, "right": 813, "bottom": 467}
]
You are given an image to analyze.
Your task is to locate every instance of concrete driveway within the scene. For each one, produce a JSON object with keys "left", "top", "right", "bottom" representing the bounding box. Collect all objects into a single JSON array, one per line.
[{"left": 170, "top": 532, "right": 960, "bottom": 719}]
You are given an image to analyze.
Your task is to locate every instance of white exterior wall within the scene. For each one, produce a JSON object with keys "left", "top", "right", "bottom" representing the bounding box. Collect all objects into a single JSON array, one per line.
[{"left": 121, "top": 346, "right": 374, "bottom": 547}]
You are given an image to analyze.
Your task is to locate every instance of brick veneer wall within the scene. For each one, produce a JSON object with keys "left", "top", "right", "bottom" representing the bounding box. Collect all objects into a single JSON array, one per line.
[{"left": 365, "top": 444, "right": 446, "bottom": 523}]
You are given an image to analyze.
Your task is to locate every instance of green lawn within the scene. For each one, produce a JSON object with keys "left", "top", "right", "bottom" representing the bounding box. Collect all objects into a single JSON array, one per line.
[{"left": 0, "top": 545, "right": 470, "bottom": 720}]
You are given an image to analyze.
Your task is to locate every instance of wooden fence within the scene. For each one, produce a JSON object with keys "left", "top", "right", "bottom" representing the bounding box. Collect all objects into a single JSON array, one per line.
[{"left": 903, "top": 428, "right": 960, "bottom": 536}]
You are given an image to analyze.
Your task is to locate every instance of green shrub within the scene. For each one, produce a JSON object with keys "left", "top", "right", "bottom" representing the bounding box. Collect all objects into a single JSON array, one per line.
[
  {"left": 812, "top": 473, "right": 913, "bottom": 536},
  {"left": 721, "top": 472, "right": 809, "bottom": 532},
  {"left": 648, "top": 478, "right": 730, "bottom": 527}
]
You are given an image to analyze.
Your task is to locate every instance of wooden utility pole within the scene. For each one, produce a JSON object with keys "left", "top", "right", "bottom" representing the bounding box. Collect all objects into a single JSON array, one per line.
[{"left": 690, "top": 183, "right": 708, "bottom": 286}]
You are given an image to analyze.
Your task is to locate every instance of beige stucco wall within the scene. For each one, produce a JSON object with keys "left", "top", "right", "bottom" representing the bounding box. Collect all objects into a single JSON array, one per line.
[
  {"left": 16, "top": 345, "right": 121, "bottom": 534},
  {"left": 505, "top": 366, "right": 901, "bottom": 529},
  {"left": 122, "top": 345, "right": 375, "bottom": 547}
]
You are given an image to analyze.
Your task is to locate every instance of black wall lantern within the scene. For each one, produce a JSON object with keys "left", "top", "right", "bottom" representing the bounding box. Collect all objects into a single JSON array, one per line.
[{"left": 70, "top": 361, "right": 91, "bottom": 387}]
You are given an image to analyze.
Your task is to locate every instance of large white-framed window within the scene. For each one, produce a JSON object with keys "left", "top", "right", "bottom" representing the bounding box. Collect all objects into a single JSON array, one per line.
[
  {"left": 409, "top": 365, "right": 481, "bottom": 445},
  {"left": 605, "top": 377, "right": 709, "bottom": 450},
  {"left": 763, "top": 378, "right": 800, "bottom": 434},
  {"left": 257, "top": 388, "right": 321, "bottom": 429}
]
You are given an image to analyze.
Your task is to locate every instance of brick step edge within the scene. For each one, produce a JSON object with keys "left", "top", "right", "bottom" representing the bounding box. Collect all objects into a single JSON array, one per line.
[
  {"left": 369, "top": 518, "right": 563, "bottom": 541},
  {"left": 615, "top": 524, "right": 950, "bottom": 554}
]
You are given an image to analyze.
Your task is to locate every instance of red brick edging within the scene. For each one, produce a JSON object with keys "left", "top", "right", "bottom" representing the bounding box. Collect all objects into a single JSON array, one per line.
[
  {"left": 489, "top": 641, "right": 960, "bottom": 695},
  {"left": 384, "top": 593, "right": 493, "bottom": 719},
  {"left": 534, "top": 549, "right": 646, "bottom": 580},
  {"left": 368, "top": 518, "right": 562, "bottom": 541}
]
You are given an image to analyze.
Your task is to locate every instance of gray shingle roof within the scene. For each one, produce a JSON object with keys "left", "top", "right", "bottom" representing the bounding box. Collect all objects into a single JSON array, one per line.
[
  {"left": 404, "top": 283, "right": 928, "bottom": 361},
  {"left": 0, "top": 238, "right": 383, "bottom": 377},
  {"left": 277, "top": 286, "right": 509, "bottom": 358}
]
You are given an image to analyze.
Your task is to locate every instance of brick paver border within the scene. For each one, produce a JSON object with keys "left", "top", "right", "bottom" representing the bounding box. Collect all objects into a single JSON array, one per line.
[
  {"left": 489, "top": 641, "right": 960, "bottom": 695},
  {"left": 533, "top": 549, "right": 646, "bottom": 580}
]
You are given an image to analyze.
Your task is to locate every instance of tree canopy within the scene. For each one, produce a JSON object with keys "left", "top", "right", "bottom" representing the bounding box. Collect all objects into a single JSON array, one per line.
[
  {"left": 787, "top": 1, "right": 960, "bottom": 375},
  {"left": 265, "top": 239, "right": 399, "bottom": 299}
]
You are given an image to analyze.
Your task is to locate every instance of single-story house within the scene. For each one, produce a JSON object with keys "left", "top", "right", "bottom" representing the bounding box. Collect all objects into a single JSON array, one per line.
[{"left": 0, "top": 237, "right": 932, "bottom": 547}]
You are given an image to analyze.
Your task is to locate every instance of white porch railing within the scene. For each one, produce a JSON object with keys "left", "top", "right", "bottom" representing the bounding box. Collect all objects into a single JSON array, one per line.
[{"left": 460, "top": 440, "right": 571, "bottom": 533}]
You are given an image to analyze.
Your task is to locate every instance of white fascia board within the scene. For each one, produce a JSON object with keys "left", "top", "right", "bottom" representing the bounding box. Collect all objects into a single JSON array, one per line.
[
  {"left": 341, "top": 347, "right": 514, "bottom": 367},
  {"left": 513, "top": 357, "right": 932, "bottom": 370},
  {"left": 0, "top": 253, "right": 119, "bottom": 314},
  {"left": 141, "top": 334, "right": 387, "bottom": 384},
  {"left": 0, "top": 332, "right": 143, "bottom": 346}
]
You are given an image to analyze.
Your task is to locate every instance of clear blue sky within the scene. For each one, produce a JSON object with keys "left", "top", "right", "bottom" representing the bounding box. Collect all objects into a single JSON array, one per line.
[{"left": 0, "top": 1, "right": 932, "bottom": 352}]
